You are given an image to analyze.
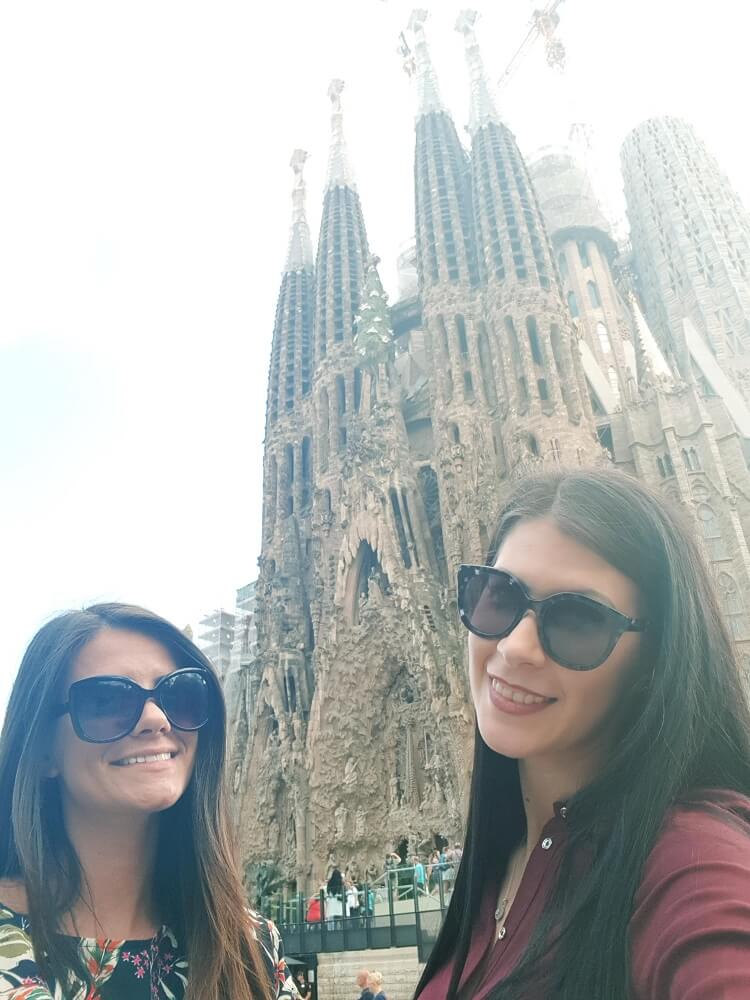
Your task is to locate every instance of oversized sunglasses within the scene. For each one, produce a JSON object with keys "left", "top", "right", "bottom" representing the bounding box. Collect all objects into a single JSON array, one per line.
[
  {"left": 54, "top": 668, "right": 212, "bottom": 743},
  {"left": 457, "top": 565, "right": 648, "bottom": 670}
]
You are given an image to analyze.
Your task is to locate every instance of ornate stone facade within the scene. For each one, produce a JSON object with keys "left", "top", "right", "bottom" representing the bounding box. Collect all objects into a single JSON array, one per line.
[{"left": 230, "top": 13, "right": 750, "bottom": 890}]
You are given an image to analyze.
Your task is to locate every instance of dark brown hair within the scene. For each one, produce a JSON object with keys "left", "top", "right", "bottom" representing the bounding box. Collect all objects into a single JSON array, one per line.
[
  {"left": 0, "top": 603, "right": 272, "bottom": 1000},
  {"left": 417, "top": 468, "right": 750, "bottom": 999}
]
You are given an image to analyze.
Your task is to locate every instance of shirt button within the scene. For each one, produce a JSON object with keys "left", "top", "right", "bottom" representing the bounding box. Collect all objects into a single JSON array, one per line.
[
  {"left": 560, "top": 806, "right": 568, "bottom": 819},
  {"left": 498, "top": 926, "right": 506, "bottom": 940},
  {"left": 541, "top": 837, "right": 553, "bottom": 850}
]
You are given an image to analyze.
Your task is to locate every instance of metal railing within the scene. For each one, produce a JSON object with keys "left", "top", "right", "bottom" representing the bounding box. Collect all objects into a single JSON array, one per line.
[{"left": 260, "top": 866, "right": 454, "bottom": 963}]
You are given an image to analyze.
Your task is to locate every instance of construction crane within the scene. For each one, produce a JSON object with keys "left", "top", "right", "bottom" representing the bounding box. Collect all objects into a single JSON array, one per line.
[{"left": 498, "top": 0, "right": 567, "bottom": 92}]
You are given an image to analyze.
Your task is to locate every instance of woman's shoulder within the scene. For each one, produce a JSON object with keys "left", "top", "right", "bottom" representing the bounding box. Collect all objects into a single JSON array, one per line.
[
  {"left": 630, "top": 790, "right": 750, "bottom": 998},
  {"left": 247, "top": 908, "right": 299, "bottom": 999},
  {"left": 647, "top": 788, "right": 750, "bottom": 872}
]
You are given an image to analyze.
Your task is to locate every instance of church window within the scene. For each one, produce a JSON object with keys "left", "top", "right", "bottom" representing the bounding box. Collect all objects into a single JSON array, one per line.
[
  {"left": 588, "top": 280, "right": 602, "bottom": 309},
  {"left": 526, "top": 316, "right": 543, "bottom": 365},
  {"left": 550, "top": 438, "right": 561, "bottom": 462},
  {"left": 698, "top": 504, "right": 728, "bottom": 560},
  {"left": 718, "top": 573, "right": 749, "bottom": 639},
  {"left": 445, "top": 367, "right": 454, "bottom": 403},
  {"left": 354, "top": 368, "right": 363, "bottom": 412},
  {"left": 657, "top": 457, "right": 665, "bottom": 478},
  {"left": 436, "top": 315, "right": 450, "bottom": 356},
  {"left": 417, "top": 467, "right": 448, "bottom": 586},
  {"left": 319, "top": 389, "right": 330, "bottom": 472},
  {"left": 449, "top": 423, "right": 461, "bottom": 444},
  {"left": 389, "top": 489, "right": 412, "bottom": 569},
  {"left": 528, "top": 434, "right": 539, "bottom": 457},
  {"left": 456, "top": 315, "right": 469, "bottom": 357},
  {"left": 558, "top": 251, "right": 569, "bottom": 282},
  {"left": 689, "top": 447, "right": 701, "bottom": 470},
  {"left": 266, "top": 454, "right": 277, "bottom": 540},
  {"left": 401, "top": 489, "right": 420, "bottom": 567},
  {"left": 478, "top": 323, "right": 498, "bottom": 408},
  {"left": 597, "top": 322, "right": 612, "bottom": 355},
  {"left": 284, "top": 670, "right": 298, "bottom": 714},
  {"left": 322, "top": 488, "right": 332, "bottom": 514},
  {"left": 664, "top": 454, "right": 674, "bottom": 476},
  {"left": 567, "top": 291, "right": 580, "bottom": 318},
  {"left": 464, "top": 371, "right": 475, "bottom": 401},
  {"left": 335, "top": 375, "right": 347, "bottom": 415},
  {"left": 538, "top": 378, "right": 549, "bottom": 401},
  {"left": 577, "top": 240, "right": 591, "bottom": 268},
  {"left": 338, "top": 426, "right": 347, "bottom": 450},
  {"left": 300, "top": 436, "right": 312, "bottom": 511},
  {"left": 518, "top": 376, "right": 529, "bottom": 406}
]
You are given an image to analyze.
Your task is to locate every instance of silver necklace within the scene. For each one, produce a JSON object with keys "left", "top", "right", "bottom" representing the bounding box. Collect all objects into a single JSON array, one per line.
[{"left": 494, "top": 843, "right": 526, "bottom": 926}]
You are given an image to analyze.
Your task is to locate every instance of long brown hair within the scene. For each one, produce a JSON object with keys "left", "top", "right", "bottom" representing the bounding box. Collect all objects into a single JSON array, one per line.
[
  {"left": 417, "top": 468, "right": 750, "bottom": 998},
  {"left": 0, "top": 603, "right": 272, "bottom": 1000}
]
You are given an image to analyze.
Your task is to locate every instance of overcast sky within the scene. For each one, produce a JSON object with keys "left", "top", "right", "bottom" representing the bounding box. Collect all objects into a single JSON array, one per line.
[{"left": 2, "top": 0, "right": 749, "bottom": 704}]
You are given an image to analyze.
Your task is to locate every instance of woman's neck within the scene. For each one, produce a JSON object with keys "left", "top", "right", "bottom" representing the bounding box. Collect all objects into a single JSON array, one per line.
[
  {"left": 62, "top": 806, "right": 160, "bottom": 939},
  {"left": 519, "top": 749, "right": 601, "bottom": 847}
]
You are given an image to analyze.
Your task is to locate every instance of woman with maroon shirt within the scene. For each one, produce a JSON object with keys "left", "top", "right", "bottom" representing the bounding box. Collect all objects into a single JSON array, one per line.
[{"left": 415, "top": 469, "right": 750, "bottom": 1000}]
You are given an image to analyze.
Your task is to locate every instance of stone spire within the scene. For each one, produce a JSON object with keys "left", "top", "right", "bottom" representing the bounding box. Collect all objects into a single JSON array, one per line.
[
  {"left": 354, "top": 254, "right": 395, "bottom": 374},
  {"left": 325, "top": 79, "right": 356, "bottom": 191},
  {"left": 286, "top": 149, "right": 314, "bottom": 272},
  {"left": 407, "top": 9, "right": 446, "bottom": 117},
  {"left": 631, "top": 294, "right": 674, "bottom": 387},
  {"left": 455, "top": 9, "right": 501, "bottom": 134},
  {"left": 315, "top": 82, "right": 370, "bottom": 361}
]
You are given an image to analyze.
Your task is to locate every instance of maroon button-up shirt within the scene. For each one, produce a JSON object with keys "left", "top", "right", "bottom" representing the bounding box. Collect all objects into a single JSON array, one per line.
[{"left": 419, "top": 791, "right": 750, "bottom": 999}]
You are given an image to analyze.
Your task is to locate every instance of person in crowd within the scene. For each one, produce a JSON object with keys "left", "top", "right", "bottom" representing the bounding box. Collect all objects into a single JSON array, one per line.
[
  {"left": 413, "top": 854, "right": 427, "bottom": 894},
  {"left": 427, "top": 848, "right": 441, "bottom": 894},
  {"left": 415, "top": 469, "right": 750, "bottom": 999},
  {"left": 356, "top": 967, "right": 374, "bottom": 1000},
  {"left": 0, "top": 602, "right": 298, "bottom": 999},
  {"left": 367, "top": 970, "right": 386, "bottom": 1000},
  {"left": 325, "top": 867, "right": 344, "bottom": 926},
  {"left": 442, "top": 845, "right": 456, "bottom": 894},
  {"left": 294, "top": 970, "right": 311, "bottom": 999},
  {"left": 305, "top": 888, "right": 323, "bottom": 924},
  {"left": 346, "top": 876, "right": 360, "bottom": 920}
]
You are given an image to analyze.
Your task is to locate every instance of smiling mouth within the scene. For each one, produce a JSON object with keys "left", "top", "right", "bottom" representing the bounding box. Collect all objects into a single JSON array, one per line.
[
  {"left": 111, "top": 752, "right": 177, "bottom": 767},
  {"left": 490, "top": 678, "right": 555, "bottom": 705}
]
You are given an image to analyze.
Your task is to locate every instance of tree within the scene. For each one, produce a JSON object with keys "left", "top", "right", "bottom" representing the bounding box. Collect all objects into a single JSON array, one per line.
[{"left": 244, "top": 859, "right": 287, "bottom": 910}]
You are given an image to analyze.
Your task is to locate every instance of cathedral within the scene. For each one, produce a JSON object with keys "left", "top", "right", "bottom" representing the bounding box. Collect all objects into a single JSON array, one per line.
[{"left": 227, "top": 10, "right": 750, "bottom": 890}]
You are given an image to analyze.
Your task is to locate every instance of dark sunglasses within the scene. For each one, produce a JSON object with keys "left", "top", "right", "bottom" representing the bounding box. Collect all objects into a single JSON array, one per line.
[
  {"left": 457, "top": 565, "right": 648, "bottom": 670},
  {"left": 54, "top": 668, "right": 212, "bottom": 744}
]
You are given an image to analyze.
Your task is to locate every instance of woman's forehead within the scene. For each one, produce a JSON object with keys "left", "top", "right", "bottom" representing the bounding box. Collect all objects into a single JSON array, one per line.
[
  {"left": 70, "top": 628, "right": 176, "bottom": 684},
  {"left": 495, "top": 517, "right": 640, "bottom": 611}
]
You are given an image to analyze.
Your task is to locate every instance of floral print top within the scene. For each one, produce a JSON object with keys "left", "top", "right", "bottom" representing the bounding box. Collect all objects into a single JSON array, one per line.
[{"left": 0, "top": 904, "right": 299, "bottom": 999}]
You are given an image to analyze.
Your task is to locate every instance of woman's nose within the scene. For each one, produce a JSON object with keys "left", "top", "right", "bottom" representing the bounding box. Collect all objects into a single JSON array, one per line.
[
  {"left": 134, "top": 696, "right": 172, "bottom": 735},
  {"left": 498, "top": 610, "right": 546, "bottom": 666}
]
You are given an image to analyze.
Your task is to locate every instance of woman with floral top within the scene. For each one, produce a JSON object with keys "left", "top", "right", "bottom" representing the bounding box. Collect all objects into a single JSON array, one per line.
[{"left": 0, "top": 603, "right": 299, "bottom": 1000}]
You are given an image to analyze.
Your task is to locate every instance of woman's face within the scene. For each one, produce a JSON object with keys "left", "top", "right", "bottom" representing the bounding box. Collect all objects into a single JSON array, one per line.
[
  {"left": 468, "top": 517, "right": 642, "bottom": 772},
  {"left": 51, "top": 628, "right": 199, "bottom": 824}
]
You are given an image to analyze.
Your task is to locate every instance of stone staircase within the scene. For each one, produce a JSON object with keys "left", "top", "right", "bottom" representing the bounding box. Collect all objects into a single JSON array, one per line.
[{"left": 316, "top": 947, "right": 423, "bottom": 1000}]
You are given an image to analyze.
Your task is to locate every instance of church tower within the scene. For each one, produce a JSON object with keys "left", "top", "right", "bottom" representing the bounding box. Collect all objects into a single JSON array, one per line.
[
  {"left": 455, "top": 11, "right": 601, "bottom": 472},
  {"left": 621, "top": 116, "right": 750, "bottom": 400},
  {"left": 234, "top": 81, "right": 473, "bottom": 890}
]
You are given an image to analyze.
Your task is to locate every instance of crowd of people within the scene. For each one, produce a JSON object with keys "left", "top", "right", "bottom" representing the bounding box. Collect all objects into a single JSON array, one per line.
[{"left": 302, "top": 844, "right": 465, "bottom": 924}]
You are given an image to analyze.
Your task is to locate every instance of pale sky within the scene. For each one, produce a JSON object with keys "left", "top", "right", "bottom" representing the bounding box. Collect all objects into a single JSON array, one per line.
[{"left": 1, "top": 0, "right": 749, "bottom": 706}]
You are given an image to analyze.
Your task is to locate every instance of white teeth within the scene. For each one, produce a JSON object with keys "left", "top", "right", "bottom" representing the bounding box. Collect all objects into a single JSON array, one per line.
[
  {"left": 115, "top": 753, "right": 173, "bottom": 766},
  {"left": 491, "top": 678, "right": 549, "bottom": 705}
]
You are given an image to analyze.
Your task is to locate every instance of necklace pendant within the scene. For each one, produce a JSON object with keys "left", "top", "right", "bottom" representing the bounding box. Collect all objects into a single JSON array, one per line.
[{"left": 494, "top": 898, "right": 508, "bottom": 922}]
